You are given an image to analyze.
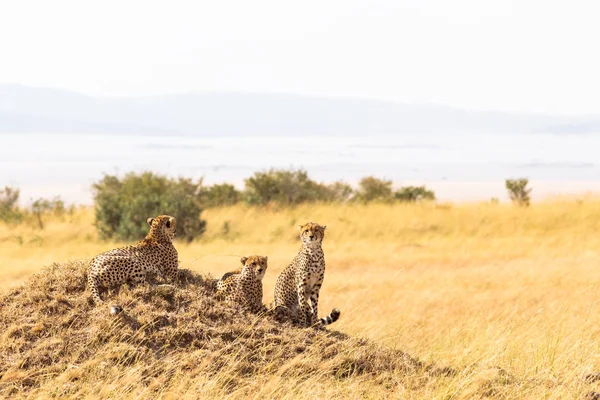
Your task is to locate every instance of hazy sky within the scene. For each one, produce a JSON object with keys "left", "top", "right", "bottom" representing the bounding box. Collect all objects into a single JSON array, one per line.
[{"left": 1, "top": 0, "right": 599, "bottom": 115}]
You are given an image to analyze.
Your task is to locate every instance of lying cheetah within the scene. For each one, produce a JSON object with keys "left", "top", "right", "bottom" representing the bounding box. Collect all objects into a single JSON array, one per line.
[
  {"left": 87, "top": 215, "right": 178, "bottom": 305},
  {"left": 215, "top": 255, "right": 268, "bottom": 313},
  {"left": 272, "top": 222, "right": 340, "bottom": 328}
]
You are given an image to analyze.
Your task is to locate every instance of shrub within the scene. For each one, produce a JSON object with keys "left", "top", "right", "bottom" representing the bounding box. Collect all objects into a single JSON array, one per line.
[
  {"left": 394, "top": 186, "right": 436, "bottom": 202},
  {"left": 319, "top": 181, "right": 355, "bottom": 202},
  {"left": 0, "top": 186, "right": 23, "bottom": 223},
  {"left": 199, "top": 183, "right": 241, "bottom": 207},
  {"left": 355, "top": 176, "right": 393, "bottom": 202},
  {"left": 30, "top": 196, "right": 66, "bottom": 229},
  {"left": 505, "top": 178, "right": 531, "bottom": 207},
  {"left": 244, "top": 168, "right": 325, "bottom": 206},
  {"left": 93, "top": 172, "right": 206, "bottom": 242}
]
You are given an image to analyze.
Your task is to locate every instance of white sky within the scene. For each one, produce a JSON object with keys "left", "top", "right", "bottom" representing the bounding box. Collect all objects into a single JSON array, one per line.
[{"left": 1, "top": 0, "right": 599, "bottom": 115}]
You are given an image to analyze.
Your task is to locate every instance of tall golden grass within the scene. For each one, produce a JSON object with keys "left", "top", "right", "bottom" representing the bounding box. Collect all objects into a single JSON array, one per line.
[{"left": 2, "top": 199, "right": 600, "bottom": 398}]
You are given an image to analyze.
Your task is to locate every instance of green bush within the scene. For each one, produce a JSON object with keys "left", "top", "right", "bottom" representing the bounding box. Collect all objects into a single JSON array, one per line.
[
  {"left": 319, "top": 181, "right": 355, "bottom": 202},
  {"left": 505, "top": 178, "right": 531, "bottom": 207},
  {"left": 93, "top": 172, "right": 206, "bottom": 242},
  {"left": 0, "top": 186, "right": 23, "bottom": 223},
  {"left": 30, "top": 196, "right": 66, "bottom": 229},
  {"left": 244, "top": 168, "right": 327, "bottom": 206},
  {"left": 199, "top": 183, "right": 241, "bottom": 207},
  {"left": 394, "top": 186, "right": 436, "bottom": 202},
  {"left": 355, "top": 176, "right": 394, "bottom": 202},
  {"left": 241, "top": 172, "right": 437, "bottom": 205}
]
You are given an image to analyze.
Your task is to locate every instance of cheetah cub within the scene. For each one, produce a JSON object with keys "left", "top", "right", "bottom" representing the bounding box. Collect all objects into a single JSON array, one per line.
[
  {"left": 215, "top": 255, "right": 268, "bottom": 313},
  {"left": 272, "top": 222, "right": 340, "bottom": 328},
  {"left": 87, "top": 215, "right": 179, "bottom": 305}
]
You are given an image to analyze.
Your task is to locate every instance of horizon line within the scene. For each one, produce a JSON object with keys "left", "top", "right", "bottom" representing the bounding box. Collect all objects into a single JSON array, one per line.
[{"left": 2, "top": 82, "right": 596, "bottom": 119}]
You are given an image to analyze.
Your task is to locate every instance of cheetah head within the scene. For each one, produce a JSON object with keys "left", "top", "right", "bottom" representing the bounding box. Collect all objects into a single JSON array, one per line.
[
  {"left": 298, "top": 222, "right": 326, "bottom": 247},
  {"left": 240, "top": 255, "right": 268, "bottom": 281},
  {"left": 147, "top": 215, "right": 177, "bottom": 241}
]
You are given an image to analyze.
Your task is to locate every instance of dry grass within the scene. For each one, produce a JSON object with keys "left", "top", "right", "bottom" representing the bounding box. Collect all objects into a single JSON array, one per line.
[
  {"left": 1, "top": 200, "right": 600, "bottom": 398},
  {"left": 0, "top": 262, "right": 447, "bottom": 399}
]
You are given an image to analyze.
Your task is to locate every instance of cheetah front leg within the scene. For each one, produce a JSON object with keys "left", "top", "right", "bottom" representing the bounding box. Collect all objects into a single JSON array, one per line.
[
  {"left": 145, "top": 264, "right": 164, "bottom": 283},
  {"left": 88, "top": 275, "right": 104, "bottom": 304},
  {"left": 309, "top": 284, "right": 322, "bottom": 326},
  {"left": 297, "top": 283, "right": 312, "bottom": 328},
  {"left": 122, "top": 271, "right": 147, "bottom": 294},
  {"left": 250, "top": 298, "right": 266, "bottom": 314},
  {"left": 147, "top": 265, "right": 177, "bottom": 295},
  {"left": 165, "top": 265, "right": 178, "bottom": 285},
  {"left": 144, "top": 264, "right": 172, "bottom": 288}
]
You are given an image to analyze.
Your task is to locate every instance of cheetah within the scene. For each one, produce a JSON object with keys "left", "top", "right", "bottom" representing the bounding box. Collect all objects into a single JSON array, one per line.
[
  {"left": 87, "top": 215, "right": 178, "bottom": 305},
  {"left": 272, "top": 222, "right": 340, "bottom": 328},
  {"left": 215, "top": 255, "right": 268, "bottom": 313}
]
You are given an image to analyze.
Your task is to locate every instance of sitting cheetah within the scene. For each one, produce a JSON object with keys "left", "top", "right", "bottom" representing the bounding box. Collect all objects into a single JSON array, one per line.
[
  {"left": 87, "top": 215, "right": 179, "bottom": 305},
  {"left": 215, "top": 255, "right": 268, "bottom": 313},
  {"left": 272, "top": 222, "right": 340, "bottom": 328}
]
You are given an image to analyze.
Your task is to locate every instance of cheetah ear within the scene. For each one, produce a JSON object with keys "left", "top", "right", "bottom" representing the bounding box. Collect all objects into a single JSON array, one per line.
[
  {"left": 240, "top": 256, "right": 248, "bottom": 265},
  {"left": 264, "top": 256, "right": 268, "bottom": 261},
  {"left": 147, "top": 218, "right": 154, "bottom": 226},
  {"left": 297, "top": 225, "right": 303, "bottom": 231},
  {"left": 322, "top": 225, "right": 327, "bottom": 230}
]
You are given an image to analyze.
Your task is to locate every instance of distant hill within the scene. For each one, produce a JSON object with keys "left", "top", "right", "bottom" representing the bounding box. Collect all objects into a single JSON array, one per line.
[{"left": 1, "top": 83, "right": 598, "bottom": 136}]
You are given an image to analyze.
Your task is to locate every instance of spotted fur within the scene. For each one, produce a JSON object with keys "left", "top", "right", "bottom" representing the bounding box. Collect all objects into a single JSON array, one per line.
[
  {"left": 215, "top": 255, "right": 268, "bottom": 313},
  {"left": 87, "top": 215, "right": 178, "bottom": 304},
  {"left": 272, "top": 222, "right": 340, "bottom": 328}
]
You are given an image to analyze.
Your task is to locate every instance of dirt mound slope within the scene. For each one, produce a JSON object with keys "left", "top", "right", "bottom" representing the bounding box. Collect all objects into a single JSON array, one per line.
[{"left": 0, "top": 261, "right": 453, "bottom": 398}]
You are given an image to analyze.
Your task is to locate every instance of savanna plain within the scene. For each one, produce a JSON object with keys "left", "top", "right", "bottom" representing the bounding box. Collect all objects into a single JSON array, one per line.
[{"left": 2, "top": 200, "right": 600, "bottom": 399}]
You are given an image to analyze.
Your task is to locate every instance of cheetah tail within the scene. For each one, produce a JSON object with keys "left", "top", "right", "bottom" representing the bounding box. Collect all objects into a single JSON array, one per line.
[{"left": 319, "top": 308, "right": 341, "bottom": 326}]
